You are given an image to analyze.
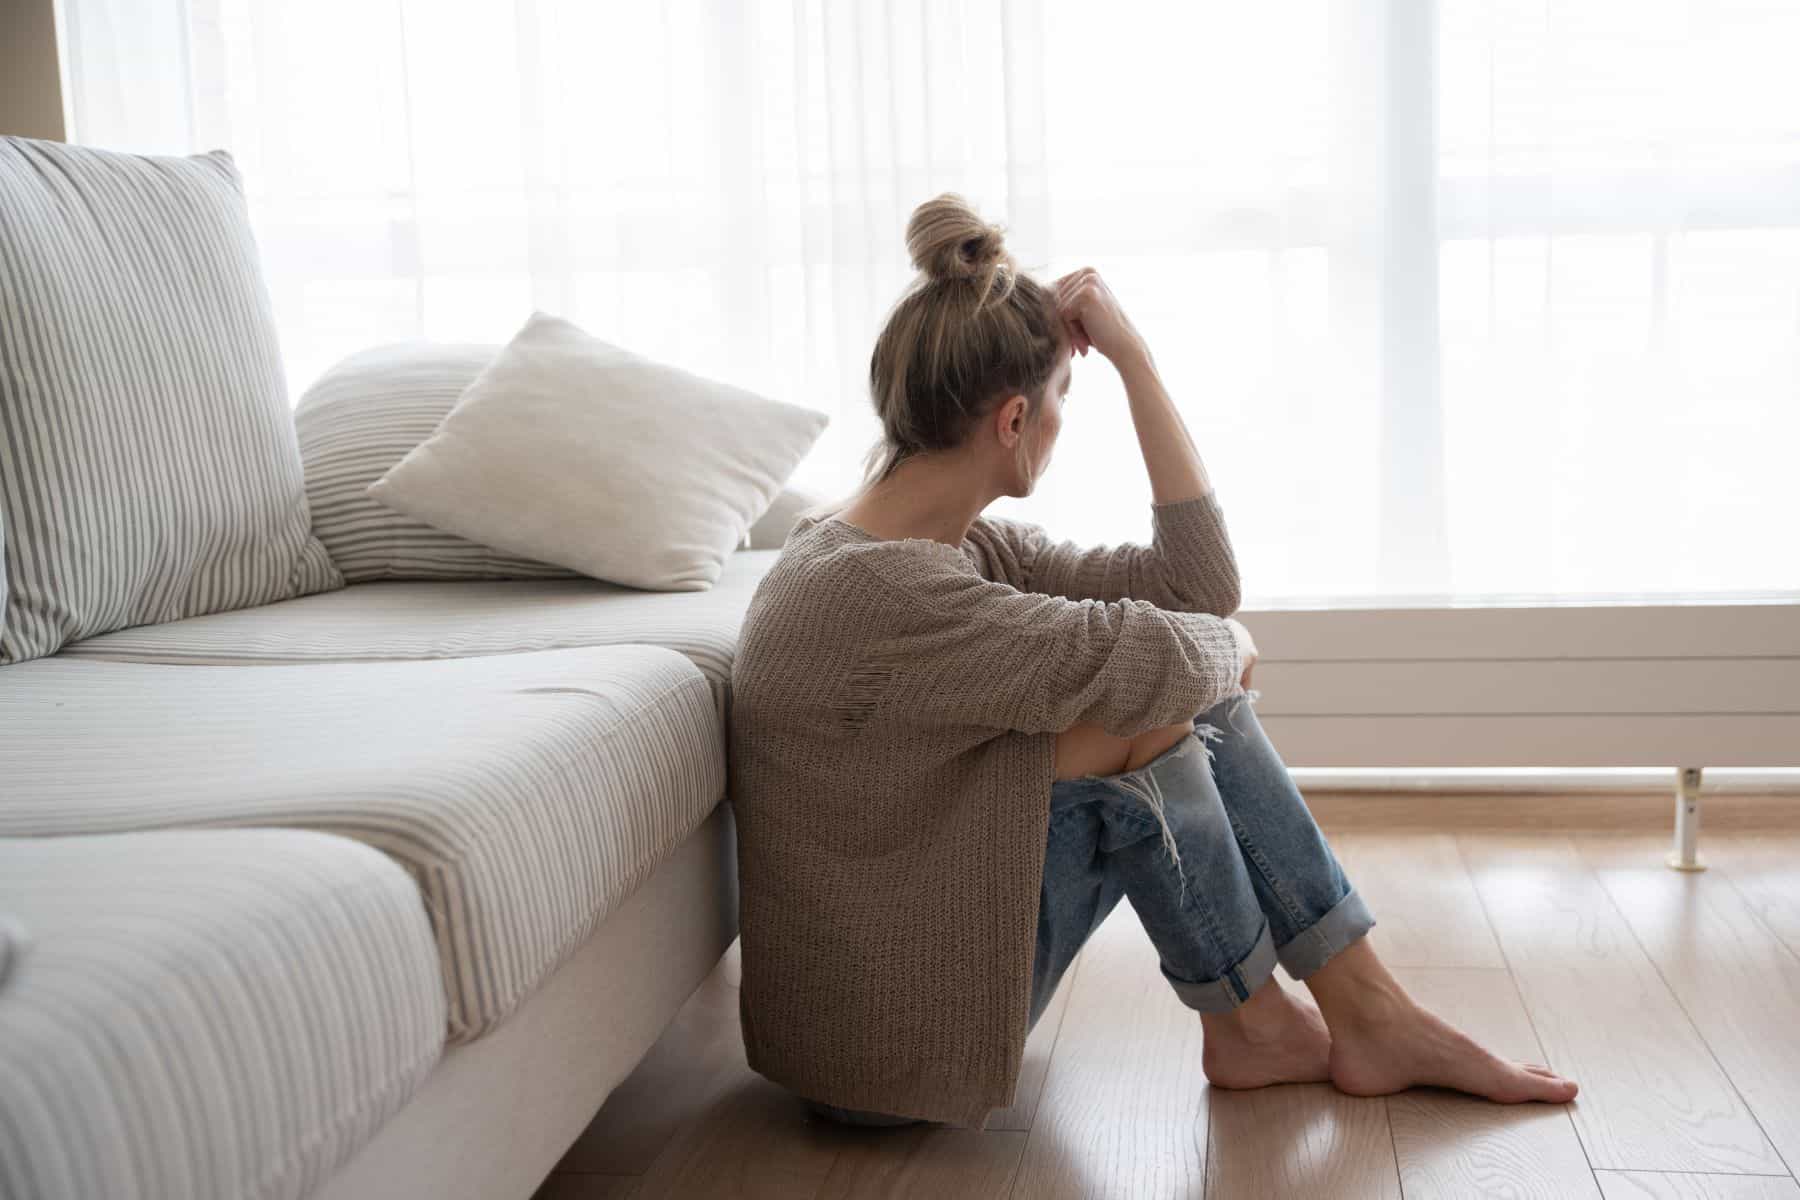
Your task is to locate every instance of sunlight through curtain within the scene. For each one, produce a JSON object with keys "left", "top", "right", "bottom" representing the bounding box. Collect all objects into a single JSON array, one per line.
[{"left": 60, "top": 0, "right": 1800, "bottom": 603}]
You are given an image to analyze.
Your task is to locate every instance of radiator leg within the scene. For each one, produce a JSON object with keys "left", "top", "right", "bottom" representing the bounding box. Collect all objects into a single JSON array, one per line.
[{"left": 1667, "top": 766, "right": 1706, "bottom": 872}]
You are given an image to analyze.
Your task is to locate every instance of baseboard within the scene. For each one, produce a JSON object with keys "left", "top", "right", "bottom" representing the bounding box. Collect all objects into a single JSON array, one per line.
[{"left": 1306, "top": 788, "right": 1800, "bottom": 832}]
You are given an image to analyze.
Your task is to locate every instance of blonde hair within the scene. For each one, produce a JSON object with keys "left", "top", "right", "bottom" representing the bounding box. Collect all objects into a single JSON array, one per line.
[{"left": 858, "top": 193, "right": 1063, "bottom": 492}]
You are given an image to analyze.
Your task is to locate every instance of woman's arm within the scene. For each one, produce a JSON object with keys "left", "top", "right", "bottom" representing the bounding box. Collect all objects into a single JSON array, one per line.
[
  {"left": 1003, "top": 493, "right": 1241, "bottom": 616},
  {"left": 1057, "top": 268, "right": 1212, "bottom": 506},
  {"left": 1007, "top": 269, "right": 1239, "bottom": 614},
  {"left": 838, "top": 551, "right": 1243, "bottom": 739},
  {"left": 1117, "top": 349, "right": 1214, "bottom": 507}
]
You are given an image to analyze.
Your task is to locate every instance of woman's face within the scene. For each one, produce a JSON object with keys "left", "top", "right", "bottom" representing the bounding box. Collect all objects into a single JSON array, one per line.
[{"left": 1017, "top": 348, "right": 1074, "bottom": 495}]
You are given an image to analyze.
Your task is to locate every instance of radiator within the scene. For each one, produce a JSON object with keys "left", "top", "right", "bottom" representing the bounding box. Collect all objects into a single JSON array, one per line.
[{"left": 1240, "top": 598, "right": 1800, "bottom": 866}]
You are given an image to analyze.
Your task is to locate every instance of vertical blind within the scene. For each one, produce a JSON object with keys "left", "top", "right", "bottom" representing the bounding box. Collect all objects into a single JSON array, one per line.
[{"left": 60, "top": 0, "right": 1799, "bottom": 604}]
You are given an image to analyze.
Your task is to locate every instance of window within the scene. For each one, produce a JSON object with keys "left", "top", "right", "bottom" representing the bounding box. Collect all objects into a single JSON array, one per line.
[{"left": 61, "top": 0, "right": 1800, "bottom": 602}]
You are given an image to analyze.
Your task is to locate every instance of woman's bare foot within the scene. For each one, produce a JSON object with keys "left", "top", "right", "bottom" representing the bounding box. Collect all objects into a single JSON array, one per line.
[
  {"left": 1306, "top": 941, "right": 1578, "bottom": 1104},
  {"left": 1327, "top": 993, "right": 1577, "bottom": 1102},
  {"left": 1200, "top": 978, "right": 1333, "bottom": 1089}
]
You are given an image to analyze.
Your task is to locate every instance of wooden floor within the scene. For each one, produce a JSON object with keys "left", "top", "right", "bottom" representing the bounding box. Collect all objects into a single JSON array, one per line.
[{"left": 534, "top": 822, "right": 1800, "bottom": 1199}]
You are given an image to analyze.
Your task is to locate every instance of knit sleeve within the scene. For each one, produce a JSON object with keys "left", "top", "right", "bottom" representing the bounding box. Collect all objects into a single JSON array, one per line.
[
  {"left": 843, "top": 551, "right": 1244, "bottom": 739},
  {"left": 999, "top": 492, "right": 1241, "bottom": 617}
]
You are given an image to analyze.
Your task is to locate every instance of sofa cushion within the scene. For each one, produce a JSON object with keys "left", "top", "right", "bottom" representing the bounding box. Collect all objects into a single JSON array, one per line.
[
  {"left": 0, "top": 645, "right": 724, "bottom": 1042},
  {"left": 0, "top": 137, "right": 341, "bottom": 665},
  {"left": 62, "top": 551, "right": 781, "bottom": 717},
  {"left": 0, "top": 828, "right": 444, "bottom": 1200},
  {"left": 365, "top": 312, "right": 827, "bottom": 592},
  {"left": 297, "top": 339, "right": 818, "bottom": 581},
  {"left": 296, "top": 342, "right": 580, "bottom": 583}
]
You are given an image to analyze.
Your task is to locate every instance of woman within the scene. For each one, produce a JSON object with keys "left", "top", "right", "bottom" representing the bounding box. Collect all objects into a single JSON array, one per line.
[{"left": 728, "top": 194, "right": 1577, "bottom": 1129}]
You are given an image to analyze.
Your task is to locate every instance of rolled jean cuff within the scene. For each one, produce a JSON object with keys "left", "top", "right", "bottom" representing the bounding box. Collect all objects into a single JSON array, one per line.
[
  {"left": 1274, "top": 889, "right": 1376, "bottom": 981},
  {"left": 1162, "top": 922, "right": 1278, "bottom": 1014}
]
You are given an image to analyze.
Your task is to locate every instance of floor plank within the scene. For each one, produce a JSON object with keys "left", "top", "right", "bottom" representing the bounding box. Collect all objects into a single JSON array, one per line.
[
  {"left": 1206, "top": 1084, "right": 1401, "bottom": 1200},
  {"left": 1331, "top": 832, "right": 1508, "bottom": 969},
  {"left": 1574, "top": 835, "right": 1799, "bottom": 978},
  {"left": 1386, "top": 966, "right": 1601, "bottom": 1199},
  {"left": 631, "top": 1073, "right": 845, "bottom": 1200},
  {"left": 556, "top": 943, "right": 749, "bottom": 1174},
  {"left": 1456, "top": 833, "right": 1644, "bottom": 966},
  {"left": 1010, "top": 906, "right": 1209, "bottom": 1199},
  {"left": 814, "top": 1128, "right": 1026, "bottom": 1200},
  {"left": 1461, "top": 835, "right": 1784, "bottom": 1174},
  {"left": 533, "top": 1176, "right": 642, "bottom": 1200},
  {"left": 1710, "top": 834, "right": 1800, "bottom": 962},
  {"left": 556, "top": 934, "right": 844, "bottom": 1199},
  {"left": 539, "top": 827, "right": 1800, "bottom": 1199},
  {"left": 1595, "top": 1171, "right": 1800, "bottom": 1198},
  {"left": 1580, "top": 834, "right": 1800, "bottom": 1178}
]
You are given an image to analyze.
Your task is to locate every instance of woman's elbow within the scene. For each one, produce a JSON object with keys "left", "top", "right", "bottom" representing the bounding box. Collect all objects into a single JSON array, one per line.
[
  {"left": 1176, "top": 572, "right": 1240, "bottom": 618},
  {"left": 1156, "top": 566, "right": 1240, "bottom": 617},
  {"left": 1210, "top": 577, "right": 1242, "bottom": 619}
]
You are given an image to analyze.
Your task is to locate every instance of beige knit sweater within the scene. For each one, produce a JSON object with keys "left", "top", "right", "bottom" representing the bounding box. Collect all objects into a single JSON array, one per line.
[{"left": 728, "top": 491, "right": 1246, "bottom": 1127}]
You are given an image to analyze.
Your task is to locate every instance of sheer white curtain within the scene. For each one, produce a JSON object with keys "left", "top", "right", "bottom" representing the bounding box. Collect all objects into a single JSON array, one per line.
[{"left": 60, "top": 0, "right": 1799, "bottom": 604}]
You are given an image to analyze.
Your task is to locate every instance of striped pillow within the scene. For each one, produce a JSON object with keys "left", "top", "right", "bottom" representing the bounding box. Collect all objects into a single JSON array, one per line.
[
  {"left": 296, "top": 343, "right": 579, "bottom": 582},
  {"left": 0, "top": 138, "right": 341, "bottom": 665}
]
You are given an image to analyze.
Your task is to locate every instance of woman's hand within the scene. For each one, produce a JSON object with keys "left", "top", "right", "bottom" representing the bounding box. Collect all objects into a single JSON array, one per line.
[
  {"left": 1225, "top": 617, "right": 1259, "bottom": 690},
  {"left": 1053, "top": 267, "right": 1150, "bottom": 370}
]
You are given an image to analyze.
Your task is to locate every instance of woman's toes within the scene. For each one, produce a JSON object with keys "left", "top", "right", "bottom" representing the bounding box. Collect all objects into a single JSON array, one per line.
[
  {"left": 1507, "top": 1063, "right": 1578, "bottom": 1102},
  {"left": 1535, "top": 1072, "right": 1578, "bottom": 1100}
]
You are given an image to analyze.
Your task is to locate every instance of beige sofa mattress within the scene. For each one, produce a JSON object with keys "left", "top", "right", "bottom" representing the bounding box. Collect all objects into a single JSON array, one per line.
[
  {"left": 0, "top": 828, "right": 444, "bottom": 1200},
  {"left": 61, "top": 550, "right": 783, "bottom": 717},
  {"left": 0, "top": 645, "right": 724, "bottom": 1043}
]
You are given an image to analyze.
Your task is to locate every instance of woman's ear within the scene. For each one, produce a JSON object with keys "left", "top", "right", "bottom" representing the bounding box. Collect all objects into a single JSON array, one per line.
[{"left": 996, "top": 392, "right": 1031, "bottom": 446}]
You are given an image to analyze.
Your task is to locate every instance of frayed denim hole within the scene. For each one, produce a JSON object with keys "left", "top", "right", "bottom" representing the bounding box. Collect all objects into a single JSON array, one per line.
[
  {"left": 1101, "top": 783, "right": 1242, "bottom": 979},
  {"left": 1222, "top": 688, "right": 1260, "bottom": 737},
  {"left": 1108, "top": 771, "right": 1188, "bottom": 908},
  {"left": 1110, "top": 730, "right": 1225, "bottom": 923},
  {"left": 1151, "top": 724, "right": 1226, "bottom": 913},
  {"left": 1174, "top": 739, "right": 1243, "bottom": 968}
]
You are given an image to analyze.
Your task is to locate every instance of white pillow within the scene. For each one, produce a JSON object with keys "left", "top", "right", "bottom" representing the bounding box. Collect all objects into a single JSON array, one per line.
[{"left": 368, "top": 312, "right": 828, "bottom": 591}]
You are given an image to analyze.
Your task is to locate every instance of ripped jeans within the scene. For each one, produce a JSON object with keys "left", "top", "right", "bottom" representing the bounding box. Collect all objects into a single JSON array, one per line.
[{"left": 805, "top": 688, "right": 1376, "bottom": 1128}]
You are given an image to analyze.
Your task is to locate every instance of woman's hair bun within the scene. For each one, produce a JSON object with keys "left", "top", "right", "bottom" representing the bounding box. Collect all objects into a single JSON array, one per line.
[{"left": 905, "top": 193, "right": 1015, "bottom": 285}]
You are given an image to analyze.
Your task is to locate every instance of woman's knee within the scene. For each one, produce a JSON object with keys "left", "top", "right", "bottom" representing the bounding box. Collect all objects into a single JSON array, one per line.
[
  {"left": 1053, "top": 719, "right": 1203, "bottom": 781},
  {"left": 1054, "top": 722, "right": 1118, "bottom": 779},
  {"left": 1122, "top": 721, "right": 1196, "bottom": 772},
  {"left": 1103, "top": 738, "right": 1231, "bottom": 850}
]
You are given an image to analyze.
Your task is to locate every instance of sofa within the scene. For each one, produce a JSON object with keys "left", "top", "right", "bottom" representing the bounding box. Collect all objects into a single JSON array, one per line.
[{"left": 0, "top": 136, "right": 806, "bottom": 1199}]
